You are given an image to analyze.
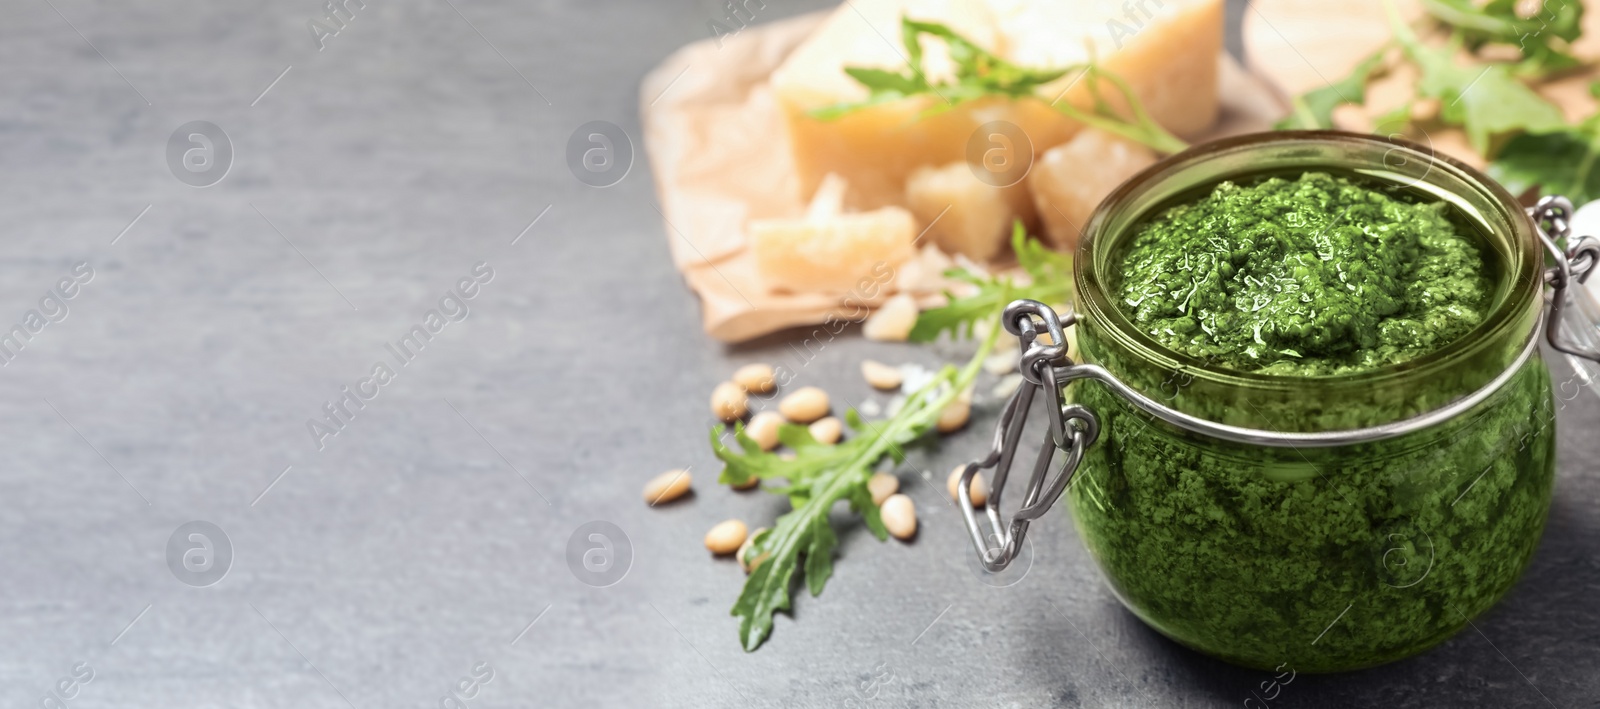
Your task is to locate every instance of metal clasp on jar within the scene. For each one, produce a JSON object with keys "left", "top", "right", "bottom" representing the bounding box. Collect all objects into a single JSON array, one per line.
[
  {"left": 1530, "top": 196, "right": 1600, "bottom": 363},
  {"left": 956, "top": 301, "right": 1097, "bottom": 573}
]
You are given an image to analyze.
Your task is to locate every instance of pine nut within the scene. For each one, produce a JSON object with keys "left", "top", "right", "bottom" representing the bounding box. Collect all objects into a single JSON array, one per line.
[
  {"left": 881, "top": 493, "right": 917, "bottom": 540},
  {"left": 643, "top": 469, "right": 692, "bottom": 506},
  {"left": 863, "top": 293, "right": 918, "bottom": 341},
  {"left": 947, "top": 465, "right": 989, "bottom": 507},
  {"left": 868, "top": 472, "right": 899, "bottom": 506},
  {"left": 861, "top": 359, "right": 903, "bottom": 390},
  {"left": 733, "top": 363, "right": 776, "bottom": 394},
  {"left": 711, "top": 381, "right": 748, "bottom": 422},
  {"left": 746, "top": 411, "right": 784, "bottom": 452},
  {"left": 936, "top": 398, "right": 971, "bottom": 433},
  {"left": 705, "top": 519, "right": 748, "bottom": 555},
  {"left": 809, "top": 416, "right": 843, "bottom": 444},
  {"left": 780, "top": 386, "right": 830, "bottom": 423},
  {"left": 739, "top": 528, "right": 770, "bottom": 573}
]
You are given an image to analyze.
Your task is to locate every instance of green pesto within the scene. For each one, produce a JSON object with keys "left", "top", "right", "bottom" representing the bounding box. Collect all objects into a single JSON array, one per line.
[
  {"left": 1114, "top": 172, "right": 1495, "bottom": 375},
  {"left": 1068, "top": 170, "right": 1557, "bottom": 673},
  {"left": 1068, "top": 361, "right": 1554, "bottom": 672}
]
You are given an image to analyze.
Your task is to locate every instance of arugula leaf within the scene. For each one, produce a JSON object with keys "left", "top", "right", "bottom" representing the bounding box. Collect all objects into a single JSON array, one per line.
[
  {"left": 910, "top": 223, "right": 1074, "bottom": 342},
  {"left": 1049, "top": 63, "right": 1190, "bottom": 155},
  {"left": 713, "top": 320, "right": 1001, "bottom": 651},
  {"left": 1422, "top": 0, "right": 1583, "bottom": 76},
  {"left": 810, "top": 17, "right": 1065, "bottom": 120},
  {"left": 1275, "top": 48, "right": 1389, "bottom": 130},
  {"left": 813, "top": 18, "right": 1187, "bottom": 155},
  {"left": 1489, "top": 114, "right": 1600, "bottom": 204},
  {"left": 808, "top": 69, "right": 925, "bottom": 121},
  {"left": 844, "top": 67, "right": 924, "bottom": 96},
  {"left": 903, "top": 18, "right": 1072, "bottom": 104},
  {"left": 1387, "top": 0, "right": 1566, "bottom": 154}
]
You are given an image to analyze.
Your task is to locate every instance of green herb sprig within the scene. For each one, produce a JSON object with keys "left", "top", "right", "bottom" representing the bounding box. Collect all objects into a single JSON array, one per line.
[
  {"left": 1276, "top": 0, "right": 1593, "bottom": 197},
  {"left": 910, "top": 223, "right": 1074, "bottom": 342},
  {"left": 1053, "top": 63, "right": 1190, "bottom": 155},
  {"left": 812, "top": 18, "right": 1189, "bottom": 155},
  {"left": 1490, "top": 91, "right": 1600, "bottom": 203},
  {"left": 1388, "top": 0, "right": 1567, "bottom": 153},
  {"left": 1421, "top": 0, "right": 1584, "bottom": 77},
  {"left": 808, "top": 18, "right": 1069, "bottom": 121},
  {"left": 1275, "top": 47, "right": 1389, "bottom": 130},
  {"left": 713, "top": 318, "right": 1000, "bottom": 651}
]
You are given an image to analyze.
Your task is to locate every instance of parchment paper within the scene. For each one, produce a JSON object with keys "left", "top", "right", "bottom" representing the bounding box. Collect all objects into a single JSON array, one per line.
[{"left": 642, "top": 11, "right": 1288, "bottom": 343}]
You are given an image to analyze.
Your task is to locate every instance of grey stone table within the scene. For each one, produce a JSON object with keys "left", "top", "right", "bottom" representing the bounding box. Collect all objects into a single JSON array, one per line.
[{"left": 2, "top": 0, "right": 1596, "bottom": 707}]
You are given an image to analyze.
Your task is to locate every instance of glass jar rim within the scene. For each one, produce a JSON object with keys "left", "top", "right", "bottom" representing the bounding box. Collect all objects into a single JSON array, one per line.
[{"left": 1075, "top": 130, "right": 1543, "bottom": 395}]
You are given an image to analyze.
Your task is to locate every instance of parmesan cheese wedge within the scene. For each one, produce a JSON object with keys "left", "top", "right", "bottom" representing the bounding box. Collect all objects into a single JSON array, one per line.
[
  {"left": 905, "top": 160, "right": 1037, "bottom": 262},
  {"left": 1028, "top": 129, "right": 1157, "bottom": 249},
  {"left": 750, "top": 173, "right": 917, "bottom": 293},
  {"left": 770, "top": 0, "right": 1222, "bottom": 212}
]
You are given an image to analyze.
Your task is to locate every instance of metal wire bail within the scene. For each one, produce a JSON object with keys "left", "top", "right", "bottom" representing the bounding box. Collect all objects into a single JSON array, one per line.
[
  {"left": 958, "top": 300, "right": 1099, "bottom": 573},
  {"left": 1531, "top": 196, "right": 1600, "bottom": 364}
]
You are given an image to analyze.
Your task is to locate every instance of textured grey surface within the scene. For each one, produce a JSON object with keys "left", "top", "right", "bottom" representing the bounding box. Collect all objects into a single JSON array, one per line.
[{"left": 2, "top": 0, "right": 1598, "bottom": 707}]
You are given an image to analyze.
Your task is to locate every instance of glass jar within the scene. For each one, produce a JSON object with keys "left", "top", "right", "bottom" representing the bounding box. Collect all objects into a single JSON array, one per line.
[{"left": 1067, "top": 132, "right": 1554, "bottom": 672}]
